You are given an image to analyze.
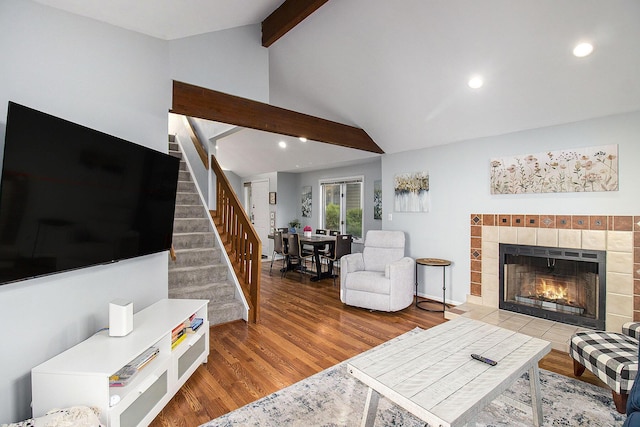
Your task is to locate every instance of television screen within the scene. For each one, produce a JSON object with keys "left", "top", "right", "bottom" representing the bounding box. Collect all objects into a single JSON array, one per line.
[{"left": 0, "top": 102, "right": 180, "bottom": 285}]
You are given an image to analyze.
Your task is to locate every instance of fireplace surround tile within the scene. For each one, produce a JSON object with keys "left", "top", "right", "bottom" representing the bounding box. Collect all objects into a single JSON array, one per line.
[
  {"left": 608, "top": 231, "right": 633, "bottom": 252},
  {"left": 498, "top": 215, "right": 511, "bottom": 226},
  {"left": 590, "top": 215, "right": 607, "bottom": 230},
  {"left": 469, "top": 214, "right": 638, "bottom": 334},
  {"left": 608, "top": 272, "right": 633, "bottom": 295},
  {"left": 582, "top": 230, "right": 606, "bottom": 250},
  {"left": 613, "top": 216, "right": 633, "bottom": 231},
  {"left": 482, "top": 225, "right": 498, "bottom": 242},
  {"left": 537, "top": 228, "right": 558, "bottom": 247},
  {"left": 608, "top": 252, "right": 634, "bottom": 274},
  {"left": 525, "top": 215, "right": 540, "bottom": 227},
  {"left": 512, "top": 214, "right": 525, "bottom": 227},
  {"left": 607, "top": 293, "right": 633, "bottom": 318},
  {"left": 516, "top": 227, "right": 536, "bottom": 245},
  {"left": 483, "top": 214, "right": 497, "bottom": 226},
  {"left": 572, "top": 215, "right": 589, "bottom": 229},
  {"left": 556, "top": 215, "right": 572, "bottom": 229},
  {"left": 499, "top": 227, "right": 517, "bottom": 243},
  {"left": 558, "top": 229, "right": 581, "bottom": 248},
  {"left": 540, "top": 215, "right": 556, "bottom": 228}
]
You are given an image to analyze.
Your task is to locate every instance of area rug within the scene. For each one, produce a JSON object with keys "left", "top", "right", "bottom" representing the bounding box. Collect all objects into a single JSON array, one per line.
[{"left": 202, "top": 329, "right": 626, "bottom": 427}]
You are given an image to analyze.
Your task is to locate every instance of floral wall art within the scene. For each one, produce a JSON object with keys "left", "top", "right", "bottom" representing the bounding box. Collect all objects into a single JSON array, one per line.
[
  {"left": 301, "top": 186, "right": 312, "bottom": 217},
  {"left": 394, "top": 172, "right": 429, "bottom": 212},
  {"left": 490, "top": 144, "right": 618, "bottom": 194},
  {"left": 373, "top": 180, "right": 382, "bottom": 220}
]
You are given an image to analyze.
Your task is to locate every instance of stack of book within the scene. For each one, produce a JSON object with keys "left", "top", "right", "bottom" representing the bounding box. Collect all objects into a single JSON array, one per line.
[
  {"left": 171, "top": 315, "right": 204, "bottom": 350},
  {"left": 189, "top": 317, "right": 204, "bottom": 332},
  {"left": 109, "top": 346, "right": 159, "bottom": 387},
  {"left": 171, "top": 321, "right": 188, "bottom": 349}
]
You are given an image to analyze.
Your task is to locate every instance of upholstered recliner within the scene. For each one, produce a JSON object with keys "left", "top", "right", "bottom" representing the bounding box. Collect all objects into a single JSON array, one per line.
[{"left": 340, "top": 230, "right": 415, "bottom": 312}]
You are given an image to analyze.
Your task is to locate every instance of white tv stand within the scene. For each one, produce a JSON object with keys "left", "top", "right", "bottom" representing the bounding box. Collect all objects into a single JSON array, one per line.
[{"left": 31, "top": 299, "right": 209, "bottom": 427}]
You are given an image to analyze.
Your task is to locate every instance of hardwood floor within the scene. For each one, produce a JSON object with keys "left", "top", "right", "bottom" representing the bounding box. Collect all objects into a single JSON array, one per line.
[{"left": 150, "top": 260, "right": 607, "bottom": 427}]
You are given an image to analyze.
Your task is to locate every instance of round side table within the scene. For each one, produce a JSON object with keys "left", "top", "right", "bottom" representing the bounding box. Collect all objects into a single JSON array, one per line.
[{"left": 415, "top": 258, "right": 451, "bottom": 313}]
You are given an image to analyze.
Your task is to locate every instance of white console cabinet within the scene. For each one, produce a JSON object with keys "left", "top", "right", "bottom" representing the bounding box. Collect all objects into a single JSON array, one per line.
[{"left": 32, "top": 299, "right": 209, "bottom": 427}]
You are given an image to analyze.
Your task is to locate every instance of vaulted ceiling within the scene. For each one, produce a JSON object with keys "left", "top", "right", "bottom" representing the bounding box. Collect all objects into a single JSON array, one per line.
[{"left": 34, "top": 0, "right": 640, "bottom": 177}]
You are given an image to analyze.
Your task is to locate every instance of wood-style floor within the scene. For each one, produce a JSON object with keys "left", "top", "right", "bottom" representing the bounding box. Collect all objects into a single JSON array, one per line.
[{"left": 150, "top": 259, "right": 606, "bottom": 427}]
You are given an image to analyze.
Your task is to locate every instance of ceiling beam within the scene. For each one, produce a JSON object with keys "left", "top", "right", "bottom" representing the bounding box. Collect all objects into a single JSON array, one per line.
[
  {"left": 261, "top": 0, "right": 329, "bottom": 47},
  {"left": 171, "top": 81, "right": 384, "bottom": 154}
]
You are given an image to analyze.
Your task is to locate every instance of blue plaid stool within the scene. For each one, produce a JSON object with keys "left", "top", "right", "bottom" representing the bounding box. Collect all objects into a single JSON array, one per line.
[{"left": 570, "top": 330, "right": 638, "bottom": 413}]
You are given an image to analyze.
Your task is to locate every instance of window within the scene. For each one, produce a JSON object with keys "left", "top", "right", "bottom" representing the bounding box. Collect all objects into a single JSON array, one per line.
[{"left": 320, "top": 177, "right": 363, "bottom": 240}]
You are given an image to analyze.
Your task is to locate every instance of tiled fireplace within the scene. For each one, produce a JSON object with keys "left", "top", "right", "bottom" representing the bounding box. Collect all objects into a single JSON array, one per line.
[{"left": 468, "top": 214, "right": 639, "bottom": 333}]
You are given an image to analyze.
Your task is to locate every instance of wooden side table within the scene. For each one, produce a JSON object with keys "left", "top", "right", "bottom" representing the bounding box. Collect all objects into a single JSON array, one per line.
[{"left": 415, "top": 258, "right": 451, "bottom": 312}]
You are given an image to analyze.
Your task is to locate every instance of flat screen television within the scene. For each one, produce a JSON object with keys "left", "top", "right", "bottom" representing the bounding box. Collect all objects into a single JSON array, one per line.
[{"left": 0, "top": 102, "right": 180, "bottom": 285}]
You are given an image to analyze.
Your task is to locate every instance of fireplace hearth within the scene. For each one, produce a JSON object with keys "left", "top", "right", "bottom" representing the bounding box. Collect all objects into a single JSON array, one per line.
[{"left": 499, "top": 244, "right": 606, "bottom": 329}]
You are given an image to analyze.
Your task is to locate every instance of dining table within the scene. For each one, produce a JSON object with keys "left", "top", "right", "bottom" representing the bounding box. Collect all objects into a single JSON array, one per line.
[{"left": 270, "top": 233, "right": 338, "bottom": 282}]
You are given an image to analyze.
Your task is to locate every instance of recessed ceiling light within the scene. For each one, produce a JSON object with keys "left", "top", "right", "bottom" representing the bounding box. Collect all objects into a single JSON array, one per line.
[
  {"left": 299, "top": 137, "right": 307, "bottom": 142},
  {"left": 278, "top": 141, "right": 287, "bottom": 148},
  {"left": 573, "top": 42, "right": 593, "bottom": 57},
  {"left": 468, "top": 76, "right": 483, "bottom": 89}
]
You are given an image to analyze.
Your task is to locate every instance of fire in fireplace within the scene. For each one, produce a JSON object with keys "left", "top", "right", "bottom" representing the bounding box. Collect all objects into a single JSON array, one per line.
[{"left": 499, "top": 244, "right": 606, "bottom": 329}]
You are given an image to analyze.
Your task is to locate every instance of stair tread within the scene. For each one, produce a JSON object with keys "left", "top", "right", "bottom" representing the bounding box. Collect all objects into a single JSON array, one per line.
[
  {"left": 174, "top": 217, "right": 210, "bottom": 220},
  {"left": 209, "top": 301, "right": 244, "bottom": 309},
  {"left": 170, "top": 281, "right": 234, "bottom": 290},
  {"left": 173, "top": 247, "right": 217, "bottom": 253},
  {"left": 169, "top": 264, "right": 226, "bottom": 271},
  {"left": 172, "top": 231, "right": 215, "bottom": 236}
]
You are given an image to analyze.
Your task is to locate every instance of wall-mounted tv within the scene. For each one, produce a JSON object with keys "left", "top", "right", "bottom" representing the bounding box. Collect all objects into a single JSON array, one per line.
[{"left": 0, "top": 102, "right": 180, "bottom": 285}]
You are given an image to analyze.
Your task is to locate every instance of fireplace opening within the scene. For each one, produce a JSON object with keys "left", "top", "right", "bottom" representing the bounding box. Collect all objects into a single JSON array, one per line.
[{"left": 499, "top": 244, "right": 605, "bottom": 330}]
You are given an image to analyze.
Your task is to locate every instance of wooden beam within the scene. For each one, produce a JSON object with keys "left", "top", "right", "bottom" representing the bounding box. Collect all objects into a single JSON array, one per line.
[
  {"left": 262, "top": 0, "right": 329, "bottom": 47},
  {"left": 171, "top": 81, "right": 384, "bottom": 154}
]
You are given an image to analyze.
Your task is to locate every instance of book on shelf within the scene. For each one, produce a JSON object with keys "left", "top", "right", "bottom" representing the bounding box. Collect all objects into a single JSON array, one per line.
[
  {"left": 188, "top": 317, "right": 204, "bottom": 332},
  {"left": 109, "top": 346, "right": 159, "bottom": 387},
  {"left": 171, "top": 332, "right": 187, "bottom": 350},
  {"left": 109, "top": 365, "right": 137, "bottom": 387}
]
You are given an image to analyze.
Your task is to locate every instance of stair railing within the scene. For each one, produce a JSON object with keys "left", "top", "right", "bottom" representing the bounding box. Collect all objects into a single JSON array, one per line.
[
  {"left": 185, "top": 117, "right": 209, "bottom": 170},
  {"left": 210, "top": 153, "right": 261, "bottom": 323}
]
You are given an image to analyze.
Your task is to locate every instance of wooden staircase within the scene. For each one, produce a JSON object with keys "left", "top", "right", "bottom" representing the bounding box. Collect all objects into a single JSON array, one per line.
[
  {"left": 168, "top": 140, "right": 245, "bottom": 325},
  {"left": 209, "top": 152, "right": 261, "bottom": 323}
]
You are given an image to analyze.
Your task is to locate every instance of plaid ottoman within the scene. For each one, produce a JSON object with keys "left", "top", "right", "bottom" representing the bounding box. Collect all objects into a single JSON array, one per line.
[
  {"left": 569, "top": 330, "right": 638, "bottom": 413},
  {"left": 624, "top": 322, "right": 640, "bottom": 340}
]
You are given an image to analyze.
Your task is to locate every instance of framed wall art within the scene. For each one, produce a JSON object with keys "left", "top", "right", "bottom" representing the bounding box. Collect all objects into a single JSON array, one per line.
[
  {"left": 394, "top": 172, "right": 429, "bottom": 212},
  {"left": 374, "top": 179, "right": 382, "bottom": 220},
  {"left": 301, "top": 186, "right": 312, "bottom": 217},
  {"left": 490, "top": 144, "right": 618, "bottom": 194}
]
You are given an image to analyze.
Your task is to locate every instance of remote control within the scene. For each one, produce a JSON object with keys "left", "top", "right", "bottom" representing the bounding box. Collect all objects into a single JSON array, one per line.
[{"left": 471, "top": 353, "right": 497, "bottom": 366}]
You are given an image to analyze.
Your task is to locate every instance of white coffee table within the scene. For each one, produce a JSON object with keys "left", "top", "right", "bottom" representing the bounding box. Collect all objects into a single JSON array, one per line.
[{"left": 347, "top": 317, "right": 551, "bottom": 427}]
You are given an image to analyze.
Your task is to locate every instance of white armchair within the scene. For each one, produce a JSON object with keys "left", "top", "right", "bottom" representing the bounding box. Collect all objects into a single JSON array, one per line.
[{"left": 340, "top": 230, "right": 415, "bottom": 312}]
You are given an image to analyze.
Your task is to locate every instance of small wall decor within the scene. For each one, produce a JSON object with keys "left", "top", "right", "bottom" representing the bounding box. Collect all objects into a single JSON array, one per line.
[
  {"left": 269, "top": 192, "right": 277, "bottom": 204},
  {"left": 301, "top": 186, "right": 312, "bottom": 217},
  {"left": 490, "top": 144, "right": 618, "bottom": 194},
  {"left": 373, "top": 179, "right": 382, "bottom": 220},
  {"left": 394, "top": 172, "right": 429, "bottom": 212}
]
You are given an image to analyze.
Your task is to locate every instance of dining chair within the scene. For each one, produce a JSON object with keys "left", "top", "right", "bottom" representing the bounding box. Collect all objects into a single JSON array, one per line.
[
  {"left": 284, "top": 234, "right": 314, "bottom": 281},
  {"left": 329, "top": 230, "right": 339, "bottom": 236},
  {"left": 269, "top": 231, "right": 286, "bottom": 275},
  {"left": 323, "top": 234, "right": 353, "bottom": 286},
  {"left": 314, "top": 229, "right": 330, "bottom": 264}
]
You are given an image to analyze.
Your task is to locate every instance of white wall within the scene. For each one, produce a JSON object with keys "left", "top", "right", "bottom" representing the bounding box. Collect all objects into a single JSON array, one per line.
[
  {"left": 0, "top": 1, "right": 171, "bottom": 422},
  {"left": 0, "top": 1, "right": 272, "bottom": 423},
  {"left": 383, "top": 111, "right": 640, "bottom": 306},
  {"left": 275, "top": 172, "right": 299, "bottom": 230},
  {"left": 169, "top": 24, "right": 269, "bottom": 103}
]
